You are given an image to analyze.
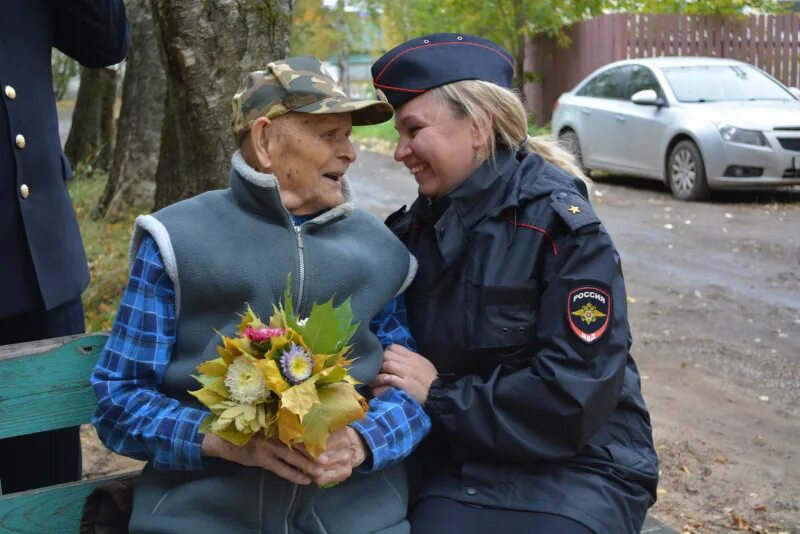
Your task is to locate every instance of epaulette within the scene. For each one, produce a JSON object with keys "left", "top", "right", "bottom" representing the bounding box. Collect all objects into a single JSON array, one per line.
[{"left": 549, "top": 189, "right": 600, "bottom": 234}]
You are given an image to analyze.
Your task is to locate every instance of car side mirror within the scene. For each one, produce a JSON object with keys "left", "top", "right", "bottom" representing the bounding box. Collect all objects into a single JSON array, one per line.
[
  {"left": 789, "top": 87, "right": 800, "bottom": 100},
  {"left": 631, "top": 89, "right": 664, "bottom": 107}
]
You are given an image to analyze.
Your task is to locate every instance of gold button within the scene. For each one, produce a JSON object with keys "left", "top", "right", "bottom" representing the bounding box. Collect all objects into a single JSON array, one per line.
[
  {"left": 4, "top": 85, "right": 16, "bottom": 100},
  {"left": 15, "top": 134, "right": 25, "bottom": 149},
  {"left": 20, "top": 184, "right": 29, "bottom": 199}
]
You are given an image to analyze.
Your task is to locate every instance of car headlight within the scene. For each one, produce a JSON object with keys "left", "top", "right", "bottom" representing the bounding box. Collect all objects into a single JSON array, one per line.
[{"left": 718, "top": 125, "right": 767, "bottom": 146}]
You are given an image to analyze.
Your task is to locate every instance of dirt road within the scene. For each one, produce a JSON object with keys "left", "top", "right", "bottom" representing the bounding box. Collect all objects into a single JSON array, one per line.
[{"left": 83, "top": 146, "right": 799, "bottom": 533}]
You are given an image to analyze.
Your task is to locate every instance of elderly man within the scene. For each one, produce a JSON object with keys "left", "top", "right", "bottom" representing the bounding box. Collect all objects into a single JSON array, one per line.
[{"left": 92, "top": 56, "right": 429, "bottom": 534}]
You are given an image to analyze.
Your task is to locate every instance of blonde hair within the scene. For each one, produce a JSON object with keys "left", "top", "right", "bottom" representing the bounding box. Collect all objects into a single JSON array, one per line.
[{"left": 430, "top": 80, "right": 589, "bottom": 184}]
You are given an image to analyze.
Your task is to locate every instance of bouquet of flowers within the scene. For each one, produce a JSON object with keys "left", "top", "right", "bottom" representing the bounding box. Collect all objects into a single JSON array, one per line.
[{"left": 189, "top": 280, "right": 367, "bottom": 459}]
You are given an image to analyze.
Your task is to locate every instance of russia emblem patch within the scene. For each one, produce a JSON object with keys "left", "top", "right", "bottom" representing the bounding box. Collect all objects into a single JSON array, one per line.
[{"left": 567, "top": 284, "right": 611, "bottom": 344}]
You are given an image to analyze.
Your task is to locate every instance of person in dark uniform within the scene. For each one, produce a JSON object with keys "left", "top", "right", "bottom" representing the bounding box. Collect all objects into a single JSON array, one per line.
[
  {"left": 0, "top": 1, "right": 130, "bottom": 493},
  {"left": 371, "top": 33, "right": 659, "bottom": 533}
]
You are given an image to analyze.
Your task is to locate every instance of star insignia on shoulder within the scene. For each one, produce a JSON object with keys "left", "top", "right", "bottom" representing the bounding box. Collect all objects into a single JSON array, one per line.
[{"left": 568, "top": 205, "right": 581, "bottom": 214}]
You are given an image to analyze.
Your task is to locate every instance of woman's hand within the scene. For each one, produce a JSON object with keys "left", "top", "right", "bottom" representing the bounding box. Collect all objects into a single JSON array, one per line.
[
  {"left": 373, "top": 344, "right": 438, "bottom": 404},
  {"left": 310, "top": 426, "right": 367, "bottom": 486},
  {"left": 202, "top": 433, "right": 320, "bottom": 485}
]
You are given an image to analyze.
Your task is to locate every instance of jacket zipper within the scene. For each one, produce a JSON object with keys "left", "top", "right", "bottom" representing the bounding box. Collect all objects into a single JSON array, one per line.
[
  {"left": 258, "top": 471, "right": 265, "bottom": 532},
  {"left": 312, "top": 508, "right": 329, "bottom": 534},
  {"left": 294, "top": 225, "right": 306, "bottom": 314},
  {"left": 283, "top": 483, "right": 298, "bottom": 534}
]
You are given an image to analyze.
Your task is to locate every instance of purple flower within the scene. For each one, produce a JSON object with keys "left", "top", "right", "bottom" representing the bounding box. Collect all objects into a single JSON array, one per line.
[
  {"left": 280, "top": 342, "right": 313, "bottom": 385},
  {"left": 244, "top": 325, "right": 285, "bottom": 343}
]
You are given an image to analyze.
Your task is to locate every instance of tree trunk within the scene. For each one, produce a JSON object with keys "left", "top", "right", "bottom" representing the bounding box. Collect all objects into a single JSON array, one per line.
[
  {"left": 95, "top": 0, "right": 165, "bottom": 221},
  {"left": 512, "top": 1, "right": 526, "bottom": 96},
  {"left": 336, "top": 3, "right": 350, "bottom": 97},
  {"left": 150, "top": 0, "right": 293, "bottom": 209},
  {"left": 64, "top": 67, "right": 117, "bottom": 172},
  {"left": 337, "top": 43, "right": 351, "bottom": 97}
]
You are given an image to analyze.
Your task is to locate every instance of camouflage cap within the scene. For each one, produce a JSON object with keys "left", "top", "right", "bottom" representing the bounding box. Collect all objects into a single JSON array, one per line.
[{"left": 232, "top": 55, "right": 393, "bottom": 138}]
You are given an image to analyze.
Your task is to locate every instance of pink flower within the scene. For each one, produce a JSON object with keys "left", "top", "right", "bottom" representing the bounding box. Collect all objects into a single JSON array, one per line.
[{"left": 244, "top": 325, "right": 285, "bottom": 343}]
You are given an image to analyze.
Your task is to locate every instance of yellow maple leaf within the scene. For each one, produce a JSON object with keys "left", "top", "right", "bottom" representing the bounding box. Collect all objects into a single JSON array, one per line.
[
  {"left": 188, "top": 387, "right": 226, "bottom": 409},
  {"left": 280, "top": 375, "right": 321, "bottom": 419},
  {"left": 300, "top": 382, "right": 367, "bottom": 459},
  {"left": 255, "top": 358, "right": 290, "bottom": 394},
  {"left": 197, "top": 357, "right": 228, "bottom": 377},
  {"left": 277, "top": 406, "right": 305, "bottom": 446}
]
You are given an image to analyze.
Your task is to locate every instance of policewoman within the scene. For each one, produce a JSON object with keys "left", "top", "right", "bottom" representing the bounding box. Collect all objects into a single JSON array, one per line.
[{"left": 372, "top": 34, "right": 659, "bottom": 533}]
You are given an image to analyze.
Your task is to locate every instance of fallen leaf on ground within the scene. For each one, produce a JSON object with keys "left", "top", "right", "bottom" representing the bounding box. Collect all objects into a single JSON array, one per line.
[{"left": 729, "top": 514, "right": 749, "bottom": 529}]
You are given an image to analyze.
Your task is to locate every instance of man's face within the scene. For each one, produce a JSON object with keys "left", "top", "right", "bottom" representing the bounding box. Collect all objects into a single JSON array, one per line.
[{"left": 268, "top": 112, "right": 356, "bottom": 215}]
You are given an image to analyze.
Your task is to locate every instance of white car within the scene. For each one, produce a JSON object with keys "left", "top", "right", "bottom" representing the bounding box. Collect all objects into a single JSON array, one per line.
[{"left": 552, "top": 57, "right": 800, "bottom": 200}]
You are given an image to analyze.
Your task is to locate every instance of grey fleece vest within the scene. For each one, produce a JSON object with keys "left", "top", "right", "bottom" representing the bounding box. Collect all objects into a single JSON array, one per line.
[{"left": 128, "top": 152, "right": 415, "bottom": 534}]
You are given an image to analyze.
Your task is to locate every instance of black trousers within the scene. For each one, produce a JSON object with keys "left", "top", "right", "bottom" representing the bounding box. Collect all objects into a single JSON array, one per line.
[
  {"left": 411, "top": 497, "right": 595, "bottom": 534},
  {"left": 0, "top": 297, "right": 85, "bottom": 494}
]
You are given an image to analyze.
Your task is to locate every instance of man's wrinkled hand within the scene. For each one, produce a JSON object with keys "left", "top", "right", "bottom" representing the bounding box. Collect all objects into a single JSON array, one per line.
[
  {"left": 202, "top": 433, "right": 322, "bottom": 485},
  {"left": 310, "top": 426, "right": 367, "bottom": 487}
]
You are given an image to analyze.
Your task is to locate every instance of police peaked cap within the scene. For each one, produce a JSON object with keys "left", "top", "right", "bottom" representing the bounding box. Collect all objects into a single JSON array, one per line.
[{"left": 371, "top": 33, "right": 515, "bottom": 110}]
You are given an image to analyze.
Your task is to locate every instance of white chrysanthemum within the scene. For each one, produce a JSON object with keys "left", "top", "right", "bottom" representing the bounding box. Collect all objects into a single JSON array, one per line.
[{"left": 225, "top": 356, "right": 269, "bottom": 404}]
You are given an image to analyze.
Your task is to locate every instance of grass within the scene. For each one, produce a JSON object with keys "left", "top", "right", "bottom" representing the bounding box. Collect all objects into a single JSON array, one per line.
[
  {"left": 352, "top": 121, "right": 399, "bottom": 144},
  {"left": 353, "top": 120, "right": 551, "bottom": 143},
  {"left": 69, "top": 171, "right": 137, "bottom": 332}
]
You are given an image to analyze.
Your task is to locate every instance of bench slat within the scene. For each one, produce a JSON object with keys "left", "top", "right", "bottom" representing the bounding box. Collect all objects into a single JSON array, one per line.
[
  {"left": 0, "top": 334, "right": 108, "bottom": 439},
  {"left": 0, "top": 472, "right": 138, "bottom": 533}
]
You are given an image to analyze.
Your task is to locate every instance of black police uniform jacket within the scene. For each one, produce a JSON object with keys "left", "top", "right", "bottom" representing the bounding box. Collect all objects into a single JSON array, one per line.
[
  {"left": 0, "top": 0, "right": 130, "bottom": 318},
  {"left": 389, "top": 148, "right": 659, "bottom": 534}
]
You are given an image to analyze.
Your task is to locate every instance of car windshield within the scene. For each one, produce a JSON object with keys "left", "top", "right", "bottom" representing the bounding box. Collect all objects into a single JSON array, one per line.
[{"left": 661, "top": 65, "right": 792, "bottom": 103}]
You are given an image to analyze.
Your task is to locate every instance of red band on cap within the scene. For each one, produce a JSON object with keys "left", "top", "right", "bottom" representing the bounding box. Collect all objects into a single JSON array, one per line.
[
  {"left": 373, "top": 41, "right": 515, "bottom": 84},
  {"left": 373, "top": 82, "right": 427, "bottom": 94}
]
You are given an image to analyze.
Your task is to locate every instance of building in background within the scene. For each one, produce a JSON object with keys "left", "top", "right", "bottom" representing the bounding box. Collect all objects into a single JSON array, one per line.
[{"left": 325, "top": 53, "right": 376, "bottom": 99}]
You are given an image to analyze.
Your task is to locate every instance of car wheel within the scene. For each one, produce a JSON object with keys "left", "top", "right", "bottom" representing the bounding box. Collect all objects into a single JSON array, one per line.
[
  {"left": 667, "top": 140, "right": 710, "bottom": 201},
  {"left": 558, "top": 129, "right": 588, "bottom": 174}
]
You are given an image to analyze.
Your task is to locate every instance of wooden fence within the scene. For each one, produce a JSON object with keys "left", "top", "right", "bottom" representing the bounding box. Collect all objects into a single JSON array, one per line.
[{"left": 525, "top": 13, "right": 800, "bottom": 125}]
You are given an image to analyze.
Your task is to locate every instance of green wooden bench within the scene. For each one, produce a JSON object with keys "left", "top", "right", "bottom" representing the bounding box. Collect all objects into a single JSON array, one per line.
[
  {"left": 0, "top": 333, "right": 138, "bottom": 533},
  {"left": 0, "top": 333, "right": 676, "bottom": 533}
]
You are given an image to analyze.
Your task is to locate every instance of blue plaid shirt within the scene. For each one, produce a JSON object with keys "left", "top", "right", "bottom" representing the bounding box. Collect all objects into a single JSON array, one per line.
[{"left": 92, "top": 232, "right": 430, "bottom": 473}]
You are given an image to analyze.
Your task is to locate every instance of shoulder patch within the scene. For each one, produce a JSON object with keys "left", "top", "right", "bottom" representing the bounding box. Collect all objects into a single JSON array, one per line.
[
  {"left": 566, "top": 281, "right": 611, "bottom": 344},
  {"left": 549, "top": 190, "right": 600, "bottom": 233}
]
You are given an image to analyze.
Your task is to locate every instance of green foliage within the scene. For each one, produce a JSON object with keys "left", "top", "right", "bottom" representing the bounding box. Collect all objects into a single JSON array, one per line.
[
  {"left": 291, "top": 0, "right": 385, "bottom": 57},
  {"left": 302, "top": 297, "right": 359, "bottom": 354},
  {"left": 377, "top": 0, "right": 606, "bottom": 76},
  {"left": 611, "top": 0, "right": 784, "bottom": 14},
  {"left": 529, "top": 123, "right": 552, "bottom": 137}
]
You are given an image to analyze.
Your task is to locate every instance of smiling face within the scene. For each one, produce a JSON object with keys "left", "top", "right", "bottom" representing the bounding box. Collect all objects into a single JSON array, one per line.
[
  {"left": 266, "top": 112, "right": 356, "bottom": 215},
  {"left": 393, "top": 91, "right": 484, "bottom": 199}
]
